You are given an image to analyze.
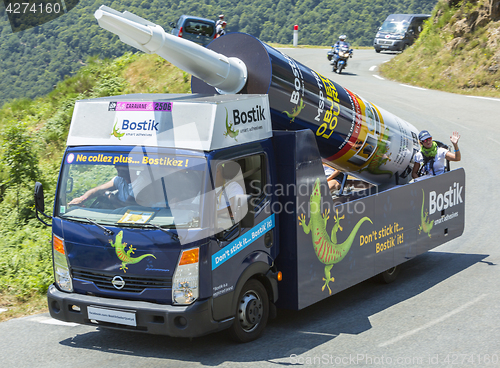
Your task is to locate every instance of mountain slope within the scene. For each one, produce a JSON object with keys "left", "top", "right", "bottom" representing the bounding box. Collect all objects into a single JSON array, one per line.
[{"left": 380, "top": 0, "right": 500, "bottom": 97}]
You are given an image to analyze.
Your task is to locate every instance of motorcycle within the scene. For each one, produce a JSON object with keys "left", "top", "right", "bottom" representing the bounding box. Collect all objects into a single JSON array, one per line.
[{"left": 327, "top": 44, "right": 353, "bottom": 74}]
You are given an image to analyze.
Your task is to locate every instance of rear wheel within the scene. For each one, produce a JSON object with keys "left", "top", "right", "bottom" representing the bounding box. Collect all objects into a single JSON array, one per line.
[
  {"left": 229, "top": 279, "right": 269, "bottom": 343},
  {"left": 378, "top": 266, "right": 400, "bottom": 284}
]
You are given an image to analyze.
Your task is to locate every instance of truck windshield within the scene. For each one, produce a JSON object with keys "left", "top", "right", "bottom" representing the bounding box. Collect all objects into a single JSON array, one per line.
[
  {"left": 56, "top": 150, "right": 207, "bottom": 229},
  {"left": 379, "top": 20, "right": 409, "bottom": 34}
]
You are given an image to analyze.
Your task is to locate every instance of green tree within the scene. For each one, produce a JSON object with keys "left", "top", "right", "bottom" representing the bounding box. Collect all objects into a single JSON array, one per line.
[{"left": 1, "top": 122, "right": 41, "bottom": 216}]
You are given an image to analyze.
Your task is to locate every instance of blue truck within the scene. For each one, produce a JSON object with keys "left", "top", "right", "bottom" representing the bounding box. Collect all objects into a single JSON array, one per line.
[{"left": 34, "top": 7, "right": 465, "bottom": 343}]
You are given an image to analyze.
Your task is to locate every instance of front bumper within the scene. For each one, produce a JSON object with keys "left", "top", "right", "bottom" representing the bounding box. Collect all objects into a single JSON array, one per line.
[
  {"left": 47, "top": 284, "right": 233, "bottom": 337},
  {"left": 373, "top": 39, "right": 404, "bottom": 51}
]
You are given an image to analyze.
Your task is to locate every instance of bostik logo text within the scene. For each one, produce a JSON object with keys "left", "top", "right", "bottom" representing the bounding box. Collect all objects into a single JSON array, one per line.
[
  {"left": 233, "top": 105, "right": 266, "bottom": 125},
  {"left": 429, "top": 182, "right": 463, "bottom": 215},
  {"left": 121, "top": 119, "right": 158, "bottom": 131}
]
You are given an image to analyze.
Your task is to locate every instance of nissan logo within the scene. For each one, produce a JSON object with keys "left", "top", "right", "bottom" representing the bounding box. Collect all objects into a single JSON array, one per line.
[{"left": 112, "top": 276, "right": 125, "bottom": 290}]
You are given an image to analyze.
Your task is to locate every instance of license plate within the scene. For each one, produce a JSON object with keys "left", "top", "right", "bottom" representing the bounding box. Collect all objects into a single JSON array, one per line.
[
  {"left": 87, "top": 306, "right": 137, "bottom": 327},
  {"left": 381, "top": 45, "right": 389, "bottom": 49}
]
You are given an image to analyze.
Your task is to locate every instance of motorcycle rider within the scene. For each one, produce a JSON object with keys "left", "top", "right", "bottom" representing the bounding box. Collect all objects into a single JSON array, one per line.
[
  {"left": 334, "top": 34, "right": 350, "bottom": 49},
  {"left": 330, "top": 34, "right": 353, "bottom": 73}
]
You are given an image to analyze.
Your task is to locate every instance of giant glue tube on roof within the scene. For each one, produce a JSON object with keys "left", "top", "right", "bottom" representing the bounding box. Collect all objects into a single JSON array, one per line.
[{"left": 94, "top": 5, "right": 421, "bottom": 186}]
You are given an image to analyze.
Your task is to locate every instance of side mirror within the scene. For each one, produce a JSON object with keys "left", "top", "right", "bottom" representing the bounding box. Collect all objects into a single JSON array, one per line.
[
  {"left": 34, "top": 182, "right": 52, "bottom": 226},
  {"left": 169, "top": 22, "right": 175, "bottom": 28},
  {"left": 34, "top": 182, "right": 45, "bottom": 213}
]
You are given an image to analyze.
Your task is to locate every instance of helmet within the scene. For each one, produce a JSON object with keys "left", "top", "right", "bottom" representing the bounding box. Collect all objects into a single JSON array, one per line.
[
  {"left": 339, "top": 34, "right": 347, "bottom": 41},
  {"left": 221, "top": 21, "right": 227, "bottom": 26},
  {"left": 219, "top": 14, "right": 224, "bottom": 19}
]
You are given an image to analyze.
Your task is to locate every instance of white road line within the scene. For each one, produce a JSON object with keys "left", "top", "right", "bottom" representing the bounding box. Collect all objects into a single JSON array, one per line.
[
  {"left": 369, "top": 66, "right": 377, "bottom": 71},
  {"left": 446, "top": 120, "right": 472, "bottom": 131},
  {"left": 299, "top": 331, "right": 339, "bottom": 337},
  {"left": 378, "top": 294, "right": 487, "bottom": 347},
  {"left": 400, "top": 84, "right": 427, "bottom": 91},
  {"left": 466, "top": 95, "right": 500, "bottom": 102},
  {"left": 40, "top": 319, "right": 80, "bottom": 327},
  {"left": 373, "top": 75, "right": 384, "bottom": 80},
  {"left": 487, "top": 137, "right": 500, "bottom": 145},
  {"left": 30, "top": 315, "right": 80, "bottom": 326}
]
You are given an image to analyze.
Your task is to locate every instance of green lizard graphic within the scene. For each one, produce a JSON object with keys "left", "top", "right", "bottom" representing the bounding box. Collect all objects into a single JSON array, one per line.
[
  {"left": 418, "top": 189, "right": 434, "bottom": 238},
  {"left": 298, "top": 178, "right": 372, "bottom": 294},
  {"left": 223, "top": 108, "right": 239, "bottom": 141},
  {"left": 109, "top": 231, "right": 156, "bottom": 273},
  {"left": 283, "top": 98, "right": 305, "bottom": 123},
  {"left": 111, "top": 121, "right": 125, "bottom": 140},
  {"left": 359, "top": 127, "right": 393, "bottom": 176}
]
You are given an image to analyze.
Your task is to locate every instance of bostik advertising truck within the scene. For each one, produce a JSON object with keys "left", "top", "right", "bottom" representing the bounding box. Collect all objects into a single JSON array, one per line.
[{"left": 34, "top": 6, "right": 465, "bottom": 343}]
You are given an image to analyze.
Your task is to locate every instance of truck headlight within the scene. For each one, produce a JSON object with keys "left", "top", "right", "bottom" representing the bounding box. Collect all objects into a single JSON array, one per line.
[
  {"left": 53, "top": 235, "right": 73, "bottom": 292},
  {"left": 172, "top": 248, "right": 199, "bottom": 305}
]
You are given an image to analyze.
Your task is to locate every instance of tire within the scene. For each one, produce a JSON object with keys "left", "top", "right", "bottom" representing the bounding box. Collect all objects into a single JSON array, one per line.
[
  {"left": 377, "top": 266, "right": 400, "bottom": 284},
  {"left": 229, "top": 279, "right": 269, "bottom": 343},
  {"left": 338, "top": 64, "right": 344, "bottom": 74},
  {"left": 375, "top": 49, "right": 381, "bottom": 53}
]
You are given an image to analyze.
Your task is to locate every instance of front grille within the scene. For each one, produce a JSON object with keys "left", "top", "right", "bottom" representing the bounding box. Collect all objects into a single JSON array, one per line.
[
  {"left": 377, "top": 39, "right": 394, "bottom": 45},
  {"left": 72, "top": 267, "right": 172, "bottom": 293}
]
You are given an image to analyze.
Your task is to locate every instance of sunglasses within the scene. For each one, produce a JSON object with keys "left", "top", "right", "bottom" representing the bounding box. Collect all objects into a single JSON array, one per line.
[{"left": 421, "top": 137, "right": 432, "bottom": 142}]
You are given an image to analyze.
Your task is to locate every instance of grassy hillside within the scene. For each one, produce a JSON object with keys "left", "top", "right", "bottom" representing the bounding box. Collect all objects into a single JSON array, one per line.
[
  {"left": 0, "top": 52, "right": 191, "bottom": 321},
  {"left": 380, "top": 0, "right": 500, "bottom": 97}
]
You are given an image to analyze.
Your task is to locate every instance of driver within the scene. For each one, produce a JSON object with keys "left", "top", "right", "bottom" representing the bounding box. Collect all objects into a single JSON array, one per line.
[{"left": 68, "top": 165, "right": 136, "bottom": 206}]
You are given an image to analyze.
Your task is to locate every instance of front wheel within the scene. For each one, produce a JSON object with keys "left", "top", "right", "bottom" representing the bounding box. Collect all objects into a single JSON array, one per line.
[
  {"left": 229, "top": 279, "right": 269, "bottom": 343},
  {"left": 338, "top": 64, "right": 344, "bottom": 74}
]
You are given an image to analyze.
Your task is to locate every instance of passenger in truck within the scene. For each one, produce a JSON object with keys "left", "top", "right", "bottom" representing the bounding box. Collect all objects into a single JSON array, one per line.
[
  {"left": 323, "top": 163, "right": 345, "bottom": 192},
  {"left": 412, "top": 130, "right": 461, "bottom": 182}
]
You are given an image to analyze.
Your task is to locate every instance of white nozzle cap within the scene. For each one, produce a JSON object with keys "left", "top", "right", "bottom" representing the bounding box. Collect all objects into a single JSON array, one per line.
[{"left": 94, "top": 6, "right": 247, "bottom": 94}]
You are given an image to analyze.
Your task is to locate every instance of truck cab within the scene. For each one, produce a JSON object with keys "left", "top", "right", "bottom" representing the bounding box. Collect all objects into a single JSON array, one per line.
[{"left": 41, "top": 94, "right": 281, "bottom": 342}]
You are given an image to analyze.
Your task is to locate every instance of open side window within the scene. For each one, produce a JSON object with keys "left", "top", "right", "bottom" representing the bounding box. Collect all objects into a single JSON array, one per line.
[{"left": 214, "top": 153, "right": 267, "bottom": 238}]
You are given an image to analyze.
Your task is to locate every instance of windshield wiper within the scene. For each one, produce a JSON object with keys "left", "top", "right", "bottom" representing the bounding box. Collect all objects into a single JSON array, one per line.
[
  {"left": 115, "top": 222, "right": 180, "bottom": 241},
  {"left": 62, "top": 215, "right": 114, "bottom": 236},
  {"left": 146, "top": 223, "right": 180, "bottom": 241}
]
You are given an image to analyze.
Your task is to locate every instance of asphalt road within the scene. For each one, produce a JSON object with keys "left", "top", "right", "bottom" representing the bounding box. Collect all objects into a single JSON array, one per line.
[{"left": 1, "top": 48, "right": 499, "bottom": 368}]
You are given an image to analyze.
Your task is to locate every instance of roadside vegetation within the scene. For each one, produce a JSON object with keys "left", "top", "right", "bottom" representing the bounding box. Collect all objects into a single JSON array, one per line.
[
  {"left": 380, "top": 0, "right": 500, "bottom": 97},
  {"left": 0, "top": 52, "right": 191, "bottom": 321}
]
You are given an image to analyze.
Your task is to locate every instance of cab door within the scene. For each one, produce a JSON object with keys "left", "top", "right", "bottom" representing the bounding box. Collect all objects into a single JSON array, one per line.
[{"left": 210, "top": 152, "right": 275, "bottom": 320}]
